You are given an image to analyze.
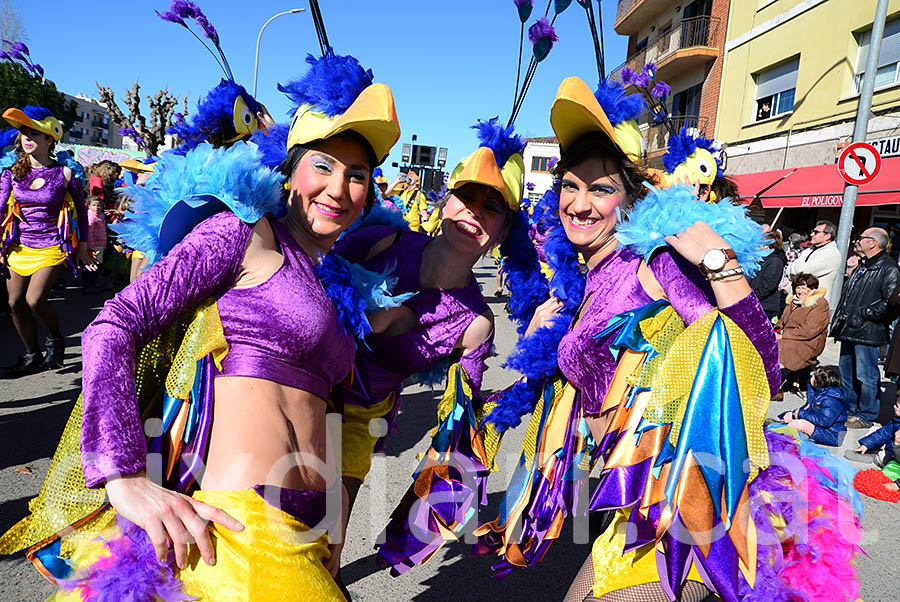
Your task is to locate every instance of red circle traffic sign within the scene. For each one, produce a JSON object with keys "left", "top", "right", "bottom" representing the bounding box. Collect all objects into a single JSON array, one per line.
[{"left": 838, "top": 142, "right": 881, "bottom": 185}]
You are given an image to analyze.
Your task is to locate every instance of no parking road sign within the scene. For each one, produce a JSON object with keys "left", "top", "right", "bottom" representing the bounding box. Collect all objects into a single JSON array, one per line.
[{"left": 838, "top": 142, "right": 882, "bottom": 186}]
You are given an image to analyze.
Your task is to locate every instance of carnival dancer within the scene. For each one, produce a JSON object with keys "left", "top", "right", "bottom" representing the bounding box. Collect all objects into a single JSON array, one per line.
[
  {"left": 371, "top": 0, "right": 571, "bottom": 574},
  {"left": 477, "top": 76, "right": 863, "bottom": 602},
  {"left": 333, "top": 117, "right": 542, "bottom": 574},
  {"left": 0, "top": 24, "right": 401, "bottom": 602},
  {"left": 0, "top": 106, "right": 96, "bottom": 376}
]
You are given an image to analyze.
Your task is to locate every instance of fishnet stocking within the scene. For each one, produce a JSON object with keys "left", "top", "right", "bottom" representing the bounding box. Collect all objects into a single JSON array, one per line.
[{"left": 564, "top": 553, "right": 715, "bottom": 602}]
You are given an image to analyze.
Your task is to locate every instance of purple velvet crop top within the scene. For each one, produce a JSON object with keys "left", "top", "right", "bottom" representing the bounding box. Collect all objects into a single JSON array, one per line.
[
  {"left": 0, "top": 164, "right": 88, "bottom": 247},
  {"left": 81, "top": 212, "right": 355, "bottom": 486},
  {"left": 557, "top": 246, "right": 780, "bottom": 416},
  {"left": 334, "top": 225, "right": 493, "bottom": 403}
]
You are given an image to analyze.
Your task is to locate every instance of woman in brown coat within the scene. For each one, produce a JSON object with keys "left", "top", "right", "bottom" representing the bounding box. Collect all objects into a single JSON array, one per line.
[{"left": 774, "top": 273, "right": 830, "bottom": 399}]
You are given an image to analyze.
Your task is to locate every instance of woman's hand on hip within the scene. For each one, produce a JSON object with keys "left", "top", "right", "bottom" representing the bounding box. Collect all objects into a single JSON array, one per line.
[
  {"left": 105, "top": 472, "right": 244, "bottom": 569},
  {"left": 664, "top": 221, "right": 731, "bottom": 267}
]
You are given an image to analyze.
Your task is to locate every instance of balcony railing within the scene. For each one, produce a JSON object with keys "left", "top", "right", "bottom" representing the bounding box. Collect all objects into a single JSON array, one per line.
[
  {"left": 91, "top": 119, "right": 108, "bottom": 129},
  {"left": 612, "top": 16, "right": 720, "bottom": 81},
  {"left": 70, "top": 131, "right": 83, "bottom": 139},
  {"left": 645, "top": 115, "right": 709, "bottom": 154},
  {"left": 617, "top": 0, "right": 638, "bottom": 20}
]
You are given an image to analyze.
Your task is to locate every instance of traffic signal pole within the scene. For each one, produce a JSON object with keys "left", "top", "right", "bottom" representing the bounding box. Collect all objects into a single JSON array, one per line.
[{"left": 831, "top": 0, "right": 890, "bottom": 308}]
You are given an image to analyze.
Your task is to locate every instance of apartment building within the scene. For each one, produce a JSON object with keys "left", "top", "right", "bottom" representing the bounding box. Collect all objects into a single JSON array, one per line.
[
  {"left": 62, "top": 93, "right": 123, "bottom": 149},
  {"left": 613, "top": 0, "right": 732, "bottom": 166},
  {"left": 718, "top": 0, "right": 900, "bottom": 239}
]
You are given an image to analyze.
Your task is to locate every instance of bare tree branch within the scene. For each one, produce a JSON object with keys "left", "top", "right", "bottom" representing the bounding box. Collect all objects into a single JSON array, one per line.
[
  {"left": 96, "top": 80, "right": 182, "bottom": 157},
  {"left": 0, "top": 0, "right": 25, "bottom": 43}
]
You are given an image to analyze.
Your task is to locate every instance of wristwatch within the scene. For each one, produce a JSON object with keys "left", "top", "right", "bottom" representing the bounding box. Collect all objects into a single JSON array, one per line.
[{"left": 699, "top": 248, "right": 737, "bottom": 275}]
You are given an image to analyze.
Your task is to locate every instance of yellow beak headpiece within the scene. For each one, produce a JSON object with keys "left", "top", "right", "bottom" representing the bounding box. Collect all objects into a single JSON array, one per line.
[
  {"left": 447, "top": 146, "right": 525, "bottom": 210},
  {"left": 119, "top": 159, "right": 155, "bottom": 174},
  {"left": 550, "top": 76, "right": 643, "bottom": 163},
  {"left": 286, "top": 83, "right": 400, "bottom": 166},
  {"left": 3, "top": 107, "right": 64, "bottom": 142}
]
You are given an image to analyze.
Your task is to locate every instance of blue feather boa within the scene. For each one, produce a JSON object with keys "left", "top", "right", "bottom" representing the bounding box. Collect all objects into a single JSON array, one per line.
[
  {"left": 489, "top": 186, "right": 584, "bottom": 431},
  {"left": 341, "top": 202, "right": 410, "bottom": 239},
  {"left": 500, "top": 210, "right": 549, "bottom": 336},
  {"left": 616, "top": 184, "right": 769, "bottom": 278},
  {"left": 55, "top": 150, "right": 86, "bottom": 186},
  {"left": 114, "top": 143, "right": 286, "bottom": 264}
]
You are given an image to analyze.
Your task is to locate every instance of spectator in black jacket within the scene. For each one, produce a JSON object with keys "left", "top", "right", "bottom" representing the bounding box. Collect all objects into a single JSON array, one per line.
[
  {"left": 749, "top": 227, "right": 787, "bottom": 320},
  {"left": 831, "top": 227, "right": 900, "bottom": 428}
]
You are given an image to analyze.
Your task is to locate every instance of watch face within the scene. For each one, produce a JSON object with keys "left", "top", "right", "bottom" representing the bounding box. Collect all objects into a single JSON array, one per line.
[{"left": 703, "top": 249, "right": 727, "bottom": 271}]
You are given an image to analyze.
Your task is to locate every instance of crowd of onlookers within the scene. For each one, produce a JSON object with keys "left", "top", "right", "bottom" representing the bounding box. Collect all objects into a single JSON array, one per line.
[{"left": 753, "top": 219, "right": 900, "bottom": 485}]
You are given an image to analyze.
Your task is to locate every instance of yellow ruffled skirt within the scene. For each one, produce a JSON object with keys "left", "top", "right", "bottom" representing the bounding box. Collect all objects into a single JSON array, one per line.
[{"left": 7, "top": 244, "right": 67, "bottom": 276}]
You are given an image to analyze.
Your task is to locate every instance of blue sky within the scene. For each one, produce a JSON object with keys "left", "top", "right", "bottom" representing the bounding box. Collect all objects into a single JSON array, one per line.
[{"left": 15, "top": 0, "right": 628, "bottom": 177}]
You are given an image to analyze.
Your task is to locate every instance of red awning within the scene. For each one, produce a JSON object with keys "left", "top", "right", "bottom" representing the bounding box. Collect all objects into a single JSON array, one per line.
[{"left": 733, "top": 156, "right": 900, "bottom": 208}]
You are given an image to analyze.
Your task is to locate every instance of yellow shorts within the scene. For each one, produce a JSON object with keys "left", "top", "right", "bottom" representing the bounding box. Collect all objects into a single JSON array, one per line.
[
  {"left": 179, "top": 489, "right": 345, "bottom": 601},
  {"left": 7, "top": 244, "right": 67, "bottom": 276}
]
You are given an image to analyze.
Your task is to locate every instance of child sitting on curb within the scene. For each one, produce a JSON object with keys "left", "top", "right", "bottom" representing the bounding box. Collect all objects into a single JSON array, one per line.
[
  {"left": 855, "top": 396, "right": 900, "bottom": 486},
  {"left": 779, "top": 365, "right": 847, "bottom": 446}
]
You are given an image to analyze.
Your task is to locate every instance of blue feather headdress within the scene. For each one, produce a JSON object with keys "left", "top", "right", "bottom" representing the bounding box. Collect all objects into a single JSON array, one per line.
[
  {"left": 662, "top": 127, "right": 724, "bottom": 176},
  {"left": 169, "top": 79, "right": 261, "bottom": 154},
  {"left": 473, "top": 117, "right": 526, "bottom": 167},
  {"left": 277, "top": 52, "right": 374, "bottom": 118},
  {"left": 594, "top": 79, "right": 644, "bottom": 127}
]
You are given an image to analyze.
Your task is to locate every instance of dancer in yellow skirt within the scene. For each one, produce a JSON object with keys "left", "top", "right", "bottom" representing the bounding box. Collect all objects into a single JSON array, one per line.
[
  {"left": 0, "top": 3, "right": 401, "bottom": 600},
  {"left": 1, "top": 106, "right": 97, "bottom": 375}
]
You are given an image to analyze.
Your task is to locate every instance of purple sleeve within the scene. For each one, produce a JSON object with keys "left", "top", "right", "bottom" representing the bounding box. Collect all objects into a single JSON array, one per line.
[
  {"left": 67, "top": 172, "right": 89, "bottom": 242},
  {"left": 0, "top": 170, "right": 10, "bottom": 222},
  {"left": 333, "top": 225, "right": 397, "bottom": 264},
  {"left": 81, "top": 211, "right": 254, "bottom": 487},
  {"left": 649, "top": 248, "right": 780, "bottom": 396},
  {"left": 460, "top": 328, "right": 494, "bottom": 399}
]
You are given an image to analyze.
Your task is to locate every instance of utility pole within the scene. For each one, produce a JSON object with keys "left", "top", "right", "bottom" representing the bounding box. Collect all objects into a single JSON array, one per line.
[{"left": 831, "top": 0, "right": 890, "bottom": 309}]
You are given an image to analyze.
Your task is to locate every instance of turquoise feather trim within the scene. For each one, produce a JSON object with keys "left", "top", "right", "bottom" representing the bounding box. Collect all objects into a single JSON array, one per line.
[
  {"left": 334, "top": 255, "right": 415, "bottom": 312},
  {"left": 114, "top": 143, "right": 285, "bottom": 264},
  {"left": 616, "top": 184, "right": 769, "bottom": 278}
]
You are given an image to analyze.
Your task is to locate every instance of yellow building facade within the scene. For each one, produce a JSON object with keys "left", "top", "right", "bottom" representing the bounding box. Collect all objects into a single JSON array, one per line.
[
  {"left": 716, "top": 0, "right": 900, "bottom": 238},
  {"left": 717, "top": 0, "right": 900, "bottom": 171}
]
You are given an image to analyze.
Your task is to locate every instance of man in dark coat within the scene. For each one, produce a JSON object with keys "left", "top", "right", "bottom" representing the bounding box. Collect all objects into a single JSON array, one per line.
[{"left": 831, "top": 227, "right": 900, "bottom": 428}]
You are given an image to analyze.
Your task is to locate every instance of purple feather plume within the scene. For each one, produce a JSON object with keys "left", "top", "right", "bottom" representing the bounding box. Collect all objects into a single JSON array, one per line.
[
  {"left": 528, "top": 17, "right": 558, "bottom": 45},
  {"left": 157, "top": 0, "right": 219, "bottom": 43},
  {"left": 56, "top": 517, "right": 193, "bottom": 602},
  {"left": 651, "top": 81, "right": 671, "bottom": 99}
]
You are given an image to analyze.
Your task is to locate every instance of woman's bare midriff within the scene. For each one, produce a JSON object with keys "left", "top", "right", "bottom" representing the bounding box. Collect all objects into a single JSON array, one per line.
[{"left": 199, "top": 376, "right": 334, "bottom": 492}]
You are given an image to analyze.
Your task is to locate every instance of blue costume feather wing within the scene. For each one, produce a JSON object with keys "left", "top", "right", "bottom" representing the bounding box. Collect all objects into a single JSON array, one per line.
[
  {"left": 113, "top": 142, "right": 285, "bottom": 264},
  {"left": 616, "top": 184, "right": 769, "bottom": 277}
]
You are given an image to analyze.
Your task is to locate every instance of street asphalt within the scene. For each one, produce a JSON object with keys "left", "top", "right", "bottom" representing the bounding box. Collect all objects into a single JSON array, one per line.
[{"left": 0, "top": 259, "right": 896, "bottom": 601}]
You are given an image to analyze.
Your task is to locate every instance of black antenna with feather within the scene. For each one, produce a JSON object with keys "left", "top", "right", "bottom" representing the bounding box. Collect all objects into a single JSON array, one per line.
[
  {"left": 508, "top": 0, "right": 564, "bottom": 127},
  {"left": 308, "top": 0, "right": 331, "bottom": 56},
  {"left": 581, "top": 0, "right": 605, "bottom": 80},
  {"left": 157, "top": 1, "right": 235, "bottom": 81}
]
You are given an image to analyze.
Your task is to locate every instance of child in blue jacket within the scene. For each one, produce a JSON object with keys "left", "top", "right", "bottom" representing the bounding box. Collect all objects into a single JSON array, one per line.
[
  {"left": 780, "top": 366, "right": 847, "bottom": 446},
  {"left": 856, "top": 395, "right": 900, "bottom": 473}
]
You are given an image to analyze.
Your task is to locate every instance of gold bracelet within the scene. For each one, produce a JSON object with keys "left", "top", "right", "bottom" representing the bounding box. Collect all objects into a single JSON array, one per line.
[{"left": 706, "top": 266, "right": 744, "bottom": 281}]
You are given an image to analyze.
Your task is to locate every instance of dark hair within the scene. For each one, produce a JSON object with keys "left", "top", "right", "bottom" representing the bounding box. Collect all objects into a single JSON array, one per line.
[
  {"left": 711, "top": 175, "right": 739, "bottom": 201},
  {"left": 766, "top": 228, "right": 783, "bottom": 250},
  {"left": 10, "top": 132, "right": 56, "bottom": 181},
  {"left": 791, "top": 272, "right": 819, "bottom": 291},
  {"left": 552, "top": 131, "right": 650, "bottom": 211},
  {"left": 277, "top": 131, "right": 377, "bottom": 212},
  {"left": 816, "top": 220, "right": 836, "bottom": 242},
  {"left": 810, "top": 365, "right": 842, "bottom": 389}
]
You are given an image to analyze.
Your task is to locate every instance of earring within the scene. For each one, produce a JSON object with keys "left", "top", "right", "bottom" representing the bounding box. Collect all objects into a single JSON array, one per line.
[
  {"left": 615, "top": 206, "right": 622, "bottom": 223},
  {"left": 283, "top": 181, "right": 291, "bottom": 191}
]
